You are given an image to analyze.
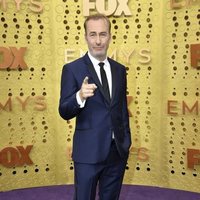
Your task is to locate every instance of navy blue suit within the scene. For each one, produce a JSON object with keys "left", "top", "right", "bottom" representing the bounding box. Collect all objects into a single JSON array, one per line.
[{"left": 59, "top": 53, "right": 131, "bottom": 199}]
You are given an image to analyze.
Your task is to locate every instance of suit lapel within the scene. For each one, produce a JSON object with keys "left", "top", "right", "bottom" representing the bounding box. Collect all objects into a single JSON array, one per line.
[
  {"left": 109, "top": 58, "right": 117, "bottom": 105},
  {"left": 83, "top": 54, "right": 101, "bottom": 86},
  {"left": 83, "top": 54, "right": 110, "bottom": 104}
]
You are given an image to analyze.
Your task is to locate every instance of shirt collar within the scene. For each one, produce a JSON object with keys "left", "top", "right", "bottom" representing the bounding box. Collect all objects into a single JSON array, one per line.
[{"left": 88, "top": 52, "right": 109, "bottom": 67}]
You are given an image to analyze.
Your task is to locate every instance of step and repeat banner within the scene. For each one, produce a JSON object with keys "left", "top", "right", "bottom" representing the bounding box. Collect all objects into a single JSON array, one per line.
[{"left": 0, "top": 0, "right": 200, "bottom": 193}]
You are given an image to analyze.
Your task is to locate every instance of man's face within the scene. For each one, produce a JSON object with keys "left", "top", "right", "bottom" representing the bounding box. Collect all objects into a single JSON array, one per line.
[{"left": 85, "top": 19, "right": 111, "bottom": 61}]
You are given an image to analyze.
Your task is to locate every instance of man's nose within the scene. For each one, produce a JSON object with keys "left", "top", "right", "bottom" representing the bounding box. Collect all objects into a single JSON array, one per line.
[{"left": 96, "top": 35, "right": 101, "bottom": 44}]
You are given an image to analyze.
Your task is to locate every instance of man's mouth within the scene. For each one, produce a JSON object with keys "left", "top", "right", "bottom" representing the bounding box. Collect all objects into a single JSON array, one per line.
[{"left": 94, "top": 47, "right": 103, "bottom": 50}]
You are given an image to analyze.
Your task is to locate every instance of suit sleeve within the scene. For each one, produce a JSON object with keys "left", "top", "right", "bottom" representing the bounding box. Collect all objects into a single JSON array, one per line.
[{"left": 59, "top": 64, "right": 83, "bottom": 120}]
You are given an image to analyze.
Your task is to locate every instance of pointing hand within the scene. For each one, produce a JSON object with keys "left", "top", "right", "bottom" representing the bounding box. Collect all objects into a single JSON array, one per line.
[{"left": 79, "top": 76, "right": 97, "bottom": 101}]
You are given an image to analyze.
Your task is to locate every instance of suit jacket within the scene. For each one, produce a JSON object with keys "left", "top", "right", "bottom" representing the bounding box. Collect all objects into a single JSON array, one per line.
[{"left": 59, "top": 53, "right": 132, "bottom": 164}]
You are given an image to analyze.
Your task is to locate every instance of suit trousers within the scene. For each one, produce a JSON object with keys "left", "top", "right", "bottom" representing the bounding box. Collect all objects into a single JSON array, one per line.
[{"left": 73, "top": 140, "right": 128, "bottom": 200}]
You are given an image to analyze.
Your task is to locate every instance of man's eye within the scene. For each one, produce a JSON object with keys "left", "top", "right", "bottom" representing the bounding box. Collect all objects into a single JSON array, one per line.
[
  {"left": 89, "top": 33, "right": 96, "bottom": 37},
  {"left": 100, "top": 33, "right": 107, "bottom": 37}
]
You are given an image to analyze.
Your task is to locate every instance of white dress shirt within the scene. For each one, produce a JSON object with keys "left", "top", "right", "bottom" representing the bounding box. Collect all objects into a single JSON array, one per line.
[{"left": 77, "top": 52, "right": 112, "bottom": 106}]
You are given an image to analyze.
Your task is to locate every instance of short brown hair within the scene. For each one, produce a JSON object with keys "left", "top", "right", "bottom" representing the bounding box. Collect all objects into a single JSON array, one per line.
[{"left": 84, "top": 14, "right": 111, "bottom": 34}]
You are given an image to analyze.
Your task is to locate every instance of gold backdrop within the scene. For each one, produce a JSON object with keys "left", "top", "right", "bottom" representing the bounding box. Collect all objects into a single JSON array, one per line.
[{"left": 0, "top": 0, "right": 200, "bottom": 193}]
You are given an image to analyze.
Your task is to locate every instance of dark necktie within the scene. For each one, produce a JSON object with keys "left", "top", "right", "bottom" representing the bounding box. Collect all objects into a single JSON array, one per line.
[{"left": 99, "top": 62, "right": 110, "bottom": 101}]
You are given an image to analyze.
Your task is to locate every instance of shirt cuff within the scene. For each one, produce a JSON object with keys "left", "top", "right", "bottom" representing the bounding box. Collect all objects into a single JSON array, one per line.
[{"left": 76, "top": 91, "right": 86, "bottom": 108}]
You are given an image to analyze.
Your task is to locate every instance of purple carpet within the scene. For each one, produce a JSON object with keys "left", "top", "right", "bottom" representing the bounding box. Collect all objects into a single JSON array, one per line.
[{"left": 0, "top": 185, "right": 200, "bottom": 200}]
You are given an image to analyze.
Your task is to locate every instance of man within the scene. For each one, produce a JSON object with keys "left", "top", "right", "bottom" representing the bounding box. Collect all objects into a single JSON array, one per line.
[{"left": 59, "top": 14, "right": 132, "bottom": 200}]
